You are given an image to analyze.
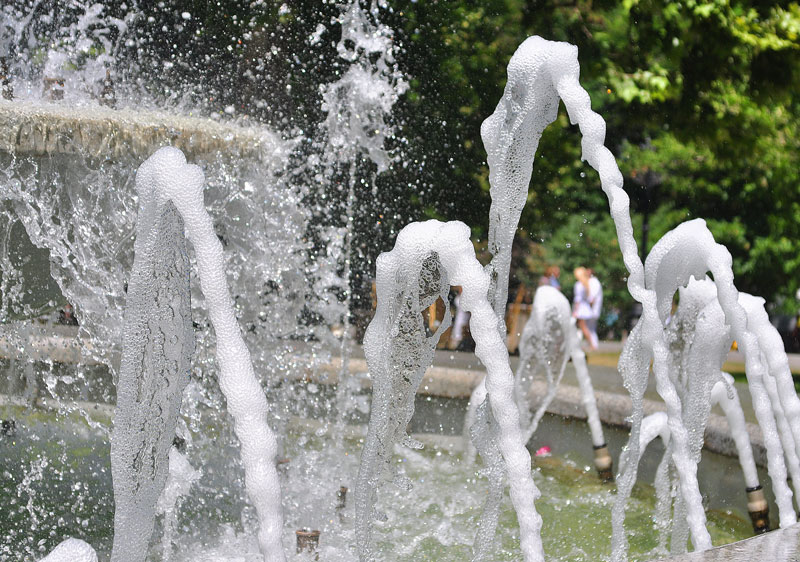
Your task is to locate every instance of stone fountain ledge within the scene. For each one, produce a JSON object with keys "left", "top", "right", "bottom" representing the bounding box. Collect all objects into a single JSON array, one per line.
[
  {"left": 310, "top": 355, "right": 768, "bottom": 466},
  {"left": 0, "top": 98, "right": 289, "bottom": 161},
  {"left": 0, "top": 325, "right": 768, "bottom": 464}
]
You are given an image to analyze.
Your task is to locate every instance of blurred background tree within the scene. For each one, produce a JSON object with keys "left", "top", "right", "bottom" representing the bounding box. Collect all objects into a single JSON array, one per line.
[
  {"left": 100, "top": 0, "right": 800, "bottom": 333},
  {"left": 382, "top": 0, "right": 800, "bottom": 328}
]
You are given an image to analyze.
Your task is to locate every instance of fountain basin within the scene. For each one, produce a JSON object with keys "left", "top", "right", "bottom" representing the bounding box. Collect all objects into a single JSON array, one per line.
[
  {"left": 0, "top": 100, "right": 284, "bottom": 161},
  {"left": 0, "top": 97, "right": 792, "bottom": 562},
  {"left": 0, "top": 341, "right": 778, "bottom": 561},
  {"left": 0, "top": 395, "right": 755, "bottom": 561}
]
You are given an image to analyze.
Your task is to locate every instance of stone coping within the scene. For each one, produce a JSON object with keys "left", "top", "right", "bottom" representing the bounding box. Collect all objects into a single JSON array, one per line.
[
  {"left": 0, "top": 99, "right": 287, "bottom": 161},
  {"left": 0, "top": 324, "right": 104, "bottom": 365},
  {"left": 0, "top": 392, "right": 114, "bottom": 422},
  {"left": 307, "top": 356, "right": 766, "bottom": 465},
  {"left": 0, "top": 327, "right": 766, "bottom": 464}
]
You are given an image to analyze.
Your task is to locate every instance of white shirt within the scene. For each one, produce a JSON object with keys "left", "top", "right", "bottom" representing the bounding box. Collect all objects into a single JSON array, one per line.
[{"left": 574, "top": 276, "right": 602, "bottom": 320}]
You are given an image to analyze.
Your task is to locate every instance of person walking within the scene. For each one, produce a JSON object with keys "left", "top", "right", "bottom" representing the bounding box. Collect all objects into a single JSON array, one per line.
[
  {"left": 538, "top": 265, "right": 561, "bottom": 290},
  {"left": 447, "top": 286, "right": 472, "bottom": 350},
  {"left": 572, "top": 267, "right": 602, "bottom": 350}
]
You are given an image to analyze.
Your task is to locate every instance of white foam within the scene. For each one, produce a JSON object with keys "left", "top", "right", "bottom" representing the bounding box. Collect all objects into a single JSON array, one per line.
[
  {"left": 478, "top": 37, "right": 657, "bottom": 558},
  {"left": 712, "top": 375, "right": 759, "bottom": 489},
  {"left": 39, "top": 538, "right": 98, "bottom": 562},
  {"left": 357, "top": 220, "right": 544, "bottom": 562},
  {"left": 136, "top": 146, "right": 286, "bottom": 562},
  {"left": 479, "top": 35, "right": 799, "bottom": 559},
  {"left": 512, "top": 286, "right": 605, "bottom": 449}
]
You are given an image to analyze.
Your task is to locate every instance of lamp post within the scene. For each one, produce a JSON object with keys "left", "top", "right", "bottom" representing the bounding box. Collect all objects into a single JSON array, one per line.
[
  {"left": 632, "top": 169, "right": 662, "bottom": 263},
  {"left": 626, "top": 168, "right": 662, "bottom": 331}
]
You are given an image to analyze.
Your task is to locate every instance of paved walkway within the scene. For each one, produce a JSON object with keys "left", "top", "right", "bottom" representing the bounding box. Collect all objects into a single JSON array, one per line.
[
  {"left": 393, "top": 340, "right": 800, "bottom": 427},
  {"left": 4, "top": 322, "right": 797, "bottom": 429}
]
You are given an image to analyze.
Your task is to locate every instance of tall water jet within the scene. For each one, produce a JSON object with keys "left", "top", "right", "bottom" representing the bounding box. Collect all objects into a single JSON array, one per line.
[
  {"left": 110, "top": 178, "right": 193, "bottom": 560},
  {"left": 515, "top": 286, "right": 609, "bottom": 479},
  {"left": 130, "top": 147, "right": 286, "bottom": 562},
  {"left": 356, "top": 220, "right": 544, "bottom": 562},
  {"left": 607, "top": 217, "right": 800, "bottom": 559},
  {"left": 472, "top": 34, "right": 800, "bottom": 560},
  {"left": 313, "top": 0, "right": 407, "bottom": 413},
  {"left": 0, "top": 3, "right": 795, "bottom": 557}
]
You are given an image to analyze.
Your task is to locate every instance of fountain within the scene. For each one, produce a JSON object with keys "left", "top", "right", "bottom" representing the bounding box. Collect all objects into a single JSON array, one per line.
[
  {"left": 515, "top": 286, "right": 611, "bottom": 481},
  {"left": 1, "top": 1, "right": 799, "bottom": 561}
]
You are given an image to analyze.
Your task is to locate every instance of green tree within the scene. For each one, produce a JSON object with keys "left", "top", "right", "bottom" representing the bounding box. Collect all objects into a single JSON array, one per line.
[{"left": 388, "top": 0, "right": 800, "bottom": 319}]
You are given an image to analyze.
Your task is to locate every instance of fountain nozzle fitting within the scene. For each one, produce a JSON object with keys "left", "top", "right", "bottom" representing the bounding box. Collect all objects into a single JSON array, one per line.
[
  {"left": 593, "top": 443, "right": 614, "bottom": 482},
  {"left": 746, "top": 485, "right": 770, "bottom": 534},
  {"left": 336, "top": 486, "right": 348, "bottom": 510},
  {"left": 296, "top": 529, "right": 320, "bottom": 560},
  {"left": 100, "top": 69, "right": 115, "bottom": 107}
]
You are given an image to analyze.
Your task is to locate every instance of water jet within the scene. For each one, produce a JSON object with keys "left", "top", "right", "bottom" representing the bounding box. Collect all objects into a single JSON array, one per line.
[{"left": 0, "top": 3, "right": 797, "bottom": 561}]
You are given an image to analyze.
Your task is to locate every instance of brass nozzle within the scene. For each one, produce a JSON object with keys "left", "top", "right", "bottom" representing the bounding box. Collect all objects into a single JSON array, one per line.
[
  {"left": 746, "top": 485, "right": 770, "bottom": 534},
  {"left": 296, "top": 529, "right": 321, "bottom": 560},
  {"left": 593, "top": 443, "right": 614, "bottom": 482}
]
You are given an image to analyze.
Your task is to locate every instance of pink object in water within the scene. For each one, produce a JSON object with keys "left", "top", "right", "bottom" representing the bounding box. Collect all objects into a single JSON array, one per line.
[{"left": 534, "top": 446, "right": 551, "bottom": 457}]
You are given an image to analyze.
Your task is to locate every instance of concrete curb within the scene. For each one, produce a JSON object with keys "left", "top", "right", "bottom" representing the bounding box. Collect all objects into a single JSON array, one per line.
[{"left": 311, "top": 356, "right": 767, "bottom": 465}]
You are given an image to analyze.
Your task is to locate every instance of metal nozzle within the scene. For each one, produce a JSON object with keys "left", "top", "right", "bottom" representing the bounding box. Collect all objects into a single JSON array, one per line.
[
  {"left": 100, "top": 69, "right": 115, "bottom": 107},
  {"left": 746, "top": 485, "right": 770, "bottom": 534},
  {"left": 593, "top": 443, "right": 614, "bottom": 482},
  {"left": 336, "top": 486, "right": 348, "bottom": 510},
  {"left": 296, "top": 529, "right": 320, "bottom": 560}
]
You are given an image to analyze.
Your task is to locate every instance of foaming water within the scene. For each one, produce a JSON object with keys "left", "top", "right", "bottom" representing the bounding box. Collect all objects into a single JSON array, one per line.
[
  {"left": 0, "top": 404, "right": 754, "bottom": 561},
  {"left": 0, "top": 3, "right": 797, "bottom": 558},
  {"left": 357, "top": 220, "right": 546, "bottom": 561}
]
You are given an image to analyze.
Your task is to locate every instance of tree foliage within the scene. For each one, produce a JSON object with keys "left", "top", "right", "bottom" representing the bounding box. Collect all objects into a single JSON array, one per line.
[
  {"left": 76, "top": 0, "right": 800, "bottom": 319},
  {"left": 386, "top": 0, "right": 800, "bottom": 316}
]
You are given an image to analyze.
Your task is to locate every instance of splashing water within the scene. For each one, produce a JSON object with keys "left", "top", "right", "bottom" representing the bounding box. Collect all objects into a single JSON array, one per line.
[
  {"left": 513, "top": 286, "right": 607, "bottom": 462},
  {"left": 134, "top": 147, "right": 286, "bottom": 562},
  {"left": 0, "top": 1, "right": 133, "bottom": 103},
  {"left": 157, "top": 448, "right": 201, "bottom": 562},
  {"left": 465, "top": 34, "right": 800, "bottom": 560},
  {"left": 357, "top": 220, "right": 544, "bottom": 562},
  {"left": 618, "top": 277, "right": 764, "bottom": 555},
  {"left": 313, "top": 0, "right": 408, "bottom": 425},
  {"left": 0, "top": 4, "right": 796, "bottom": 558}
]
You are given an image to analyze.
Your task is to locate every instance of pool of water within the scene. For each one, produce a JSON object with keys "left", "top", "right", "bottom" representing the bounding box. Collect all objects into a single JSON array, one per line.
[{"left": 0, "top": 401, "right": 754, "bottom": 561}]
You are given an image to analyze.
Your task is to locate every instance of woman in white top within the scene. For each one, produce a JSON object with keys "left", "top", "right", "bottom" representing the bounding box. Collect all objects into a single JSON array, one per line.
[{"left": 573, "top": 267, "right": 602, "bottom": 350}]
